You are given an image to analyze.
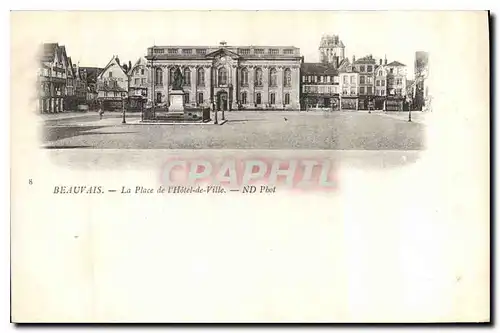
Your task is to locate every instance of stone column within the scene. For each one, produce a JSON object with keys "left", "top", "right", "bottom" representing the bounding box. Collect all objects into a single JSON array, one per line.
[
  {"left": 164, "top": 65, "right": 169, "bottom": 105},
  {"left": 190, "top": 66, "right": 196, "bottom": 105},
  {"left": 262, "top": 67, "right": 269, "bottom": 106},
  {"left": 292, "top": 66, "right": 300, "bottom": 110},
  {"left": 205, "top": 66, "right": 212, "bottom": 105},
  {"left": 277, "top": 67, "right": 284, "bottom": 107},
  {"left": 248, "top": 66, "right": 254, "bottom": 106},
  {"left": 230, "top": 65, "right": 237, "bottom": 110}
]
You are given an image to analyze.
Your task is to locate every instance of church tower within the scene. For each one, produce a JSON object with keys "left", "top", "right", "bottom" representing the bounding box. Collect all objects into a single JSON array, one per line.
[{"left": 319, "top": 34, "right": 345, "bottom": 67}]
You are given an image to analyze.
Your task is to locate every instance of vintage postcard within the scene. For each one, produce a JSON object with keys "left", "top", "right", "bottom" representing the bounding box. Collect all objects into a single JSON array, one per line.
[{"left": 10, "top": 11, "right": 489, "bottom": 323}]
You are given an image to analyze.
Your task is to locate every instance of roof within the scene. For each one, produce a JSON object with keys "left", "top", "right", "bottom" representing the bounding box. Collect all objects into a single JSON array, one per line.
[
  {"left": 40, "top": 43, "right": 58, "bottom": 62},
  {"left": 98, "top": 55, "right": 127, "bottom": 78},
  {"left": 386, "top": 61, "right": 406, "bottom": 67},
  {"left": 354, "top": 55, "right": 377, "bottom": 65},
  {"left": 80, "top": 67, "right": 104, "bottom": 83},
  {"left": 301, "top": 63, "right": 338, "bottom": 75},
  {"left": 129, "top": 57, "right": 148, "bottom": 74}
]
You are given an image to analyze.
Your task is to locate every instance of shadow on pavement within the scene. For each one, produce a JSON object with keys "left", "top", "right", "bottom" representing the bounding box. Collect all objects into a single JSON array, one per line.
[{"left": 43, "top": 125, "right": 106, "bottom": 141}]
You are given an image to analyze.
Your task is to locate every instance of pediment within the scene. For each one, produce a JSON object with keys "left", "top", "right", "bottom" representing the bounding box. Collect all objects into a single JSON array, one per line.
[{"left": 205, "top": 48, "right": 241, "bottom": 60}]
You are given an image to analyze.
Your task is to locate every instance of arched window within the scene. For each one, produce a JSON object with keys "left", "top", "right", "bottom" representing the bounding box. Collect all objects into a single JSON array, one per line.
[
  {"left": 155, "top": 67, "right": 163, "bottom": 85},
  {"left": 269, "top": 68, "right": 277, "bottom": 87},
  {"left": 284, "top": 93, "right": 290, "bottom": 105},
  {"left": 183, "top": 67, "right": 191, "bottom": 85},
  {"left": 197, "top": 68, "right": 205, "bottom": 86},
  {"left": 255, "top": 68, "right": 263, "bottom": 86},
  {"left": 218, "top": 67, "right": 227, "bottom": 85},
  {"left": 241, "top": 68, "right": 248, "bottom": 86},
  {"left": 241, "top": 91, "right": 247, "bottom": 104},
  {"left": 256, "top": 92, "right": 262, "bottom": 105},
  {"left": 284, "top": 68, "right": 292, "bottom": 87}
]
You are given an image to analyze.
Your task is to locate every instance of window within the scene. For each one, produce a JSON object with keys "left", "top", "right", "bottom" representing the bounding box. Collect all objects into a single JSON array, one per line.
[
  {"left": 153, "top": 48, "right": 164, "bottom": 54},
  {"left": 218, "top": 67, "right": 227, "bottom": 85},
  {"left": 254, "top": 49, "right": 264, "bottom": 55},
  {"left": 269, "top": 68, "right": 277, "bottom": 86},
  {"left": 320, "top": 76, "right": 324, "bottom": 83},
  {"left": 367, "top": 76, "right": 373, "bottom": 84},
  {"left": 135, "top": 78, "right": 139, "bottom": 85},
  {"left": 396, "top": 89, "right": 402, "bottom": 96},
  {"left": 256, "top": 92, "right": 262, "bottom": 104},
  {"left": 378, "top": 70, "right": 382, "bottom": 76},
  {"left": 155, "top": 67, "right": 163, "bottom": 85},
  {"left": 182, "top": 49, "right": 192, "bottom": 55},
  {"left": 241, "top": 68, "right": 249, "bottom": 86},
  {"left": 360, "top": 76, "right": 365, "bottom": 84},
  {"left": 168, "top": 49, "right": 178, "bottom": 54},
  {"left": 141, "top": 78, "right": 146, "bottom": 85},
  {"left": 184, "top": 93, "right": 189, "bottom": 103},
  {"left": 388, "top": 78, "right": 394, "bottom": 85},
  {"left": 284, "top": 49, "right": 294, "bottom": 55},
  {"left": 241, "top": 91, "right": 247, "bottom": 104},
  {"left": 196, "top": 49, "right": 207, "bottom": 55},
  {"left": 183, "top": 68, "right": 191, "bottom": 85},
  {"left": 343, "top": 76, "right": 348, "bottom": 84},
  {"left": 302, "top": 75, "right": 306, "bottom": 82},
  {"left": 269, "top": 49, "right": 279, "bottom": 55},
  {"left": 156, "top": 92, "right": 162, "bottom": 103},
  {"left": 326, "top": 76, "right": 331, "bottom": 83},
  {"left": 396, "top": 78, "right": 403, "bottom": 85},
  {"left": 141, "top": 69, "right": 145, "bottom": 75},
  {"left": 255, "top": 68, "right": 263, "bottom": 86},
  {"left": 270, "top": 93, "right": 276, "bottom": 105},
  {"left": 197, "top": 92, "right": 204, "bottom": 104},
  {"left": 381, "top": 90, "right": 385, "bottom": 96},
  {"left": 360, "top": 87, "right": 365, "bottom": 94},
  {"left": 108, "top": 72, "right": 113, "bottom": 78},
  {"left": 389, "top": 68, "right": 394, "bottom": 74},
  {"left": 350, "top": 87, "right": 356, "bottom": 95},
  {"left": 239, "top": 49, "right": 250, "bottom": 55},
  {"left": 367, "top": 65, "right": 373, "bottom": 72},
  {"left": 283, "top": 69, "right": 291, "bottom": 87},
  {"left": 334, "top": 76, "right": 339, "bottom": 84},
  {"left": 360, "top": 65, "right": 365, "bottom": 72},
  {"left": 197, "top": 68, "right": 205, "bottom": 86},
  {"left": 376, "top": 80, "right": 380, "bottom": 86},
  {"left": 381, "top": 79, "right": 386, "bottom": 86},
  {"left": 350, "top": 75, "right": 356, "bottom": 84},
  {"left": 284, "top": 93, "right": 290, "bottom": 105},
  {"left": 367, "top": 87, "right": 373, "bottom": 95}
]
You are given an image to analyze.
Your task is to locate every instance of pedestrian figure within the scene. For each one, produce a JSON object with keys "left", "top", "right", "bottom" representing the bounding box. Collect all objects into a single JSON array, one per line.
[{"left": 98, "top": 103, "right": 104, "bottom": 120}]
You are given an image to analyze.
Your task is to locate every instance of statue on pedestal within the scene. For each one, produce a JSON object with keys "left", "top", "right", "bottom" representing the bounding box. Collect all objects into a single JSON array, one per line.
[{"left": 172, "top": 68, "right": 184, "bottom": 91}]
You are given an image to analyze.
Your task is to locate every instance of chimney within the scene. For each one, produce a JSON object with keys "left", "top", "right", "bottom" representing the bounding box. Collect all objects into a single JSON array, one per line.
[
  {"left": 352, "top": 55, "right": 355, "bottom": 63},
  {"left": 379, "top": 59, "right": 382, "bottom": 65},
  {"left": 335, "top": 56, "right": 339, "bottom": 69},
  {"left": 384, "top": 55, "right": 387, "bottom": 65},
  {"left": 129, "top": 60, "right": 132, "bottom": 70}
]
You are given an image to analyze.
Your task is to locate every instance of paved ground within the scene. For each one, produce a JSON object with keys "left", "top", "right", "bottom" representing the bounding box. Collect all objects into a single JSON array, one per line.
[{"left": 41, "top": 111, "right": 425, "bottom": 150}]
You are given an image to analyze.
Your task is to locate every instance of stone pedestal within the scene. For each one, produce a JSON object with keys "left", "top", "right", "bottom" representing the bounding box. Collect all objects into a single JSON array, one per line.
[{"left": 169, "top": 90, "right": 185, "bottom": 113}]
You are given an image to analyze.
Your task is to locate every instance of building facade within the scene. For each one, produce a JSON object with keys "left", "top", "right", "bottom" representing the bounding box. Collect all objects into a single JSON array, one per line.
[
  {"left": 384, "top": 61, "right": 407, "bottom": 111},
  {"left": 128, "top": 57, "right": 149, "bottom": 110},
  {"left": 37, "top": 43, "right": 69, "bottom": 113},
  {"left": 339, "top": 58, "right": 359, "bottom": 110},
  {"left": 300, "top": 63, "right": 340, "bottom": 110},
  {"left": 353, "top": 55, "right": 377, "bottom": 110},
  {"left": 374, "top": 59, "right": 388, "bottom": 109},
  {"left": 145, "top": 42, "right": 302, "bottom": 111},
  {"left": 96, "top": 55, "right": 129, "bottom": 110}
]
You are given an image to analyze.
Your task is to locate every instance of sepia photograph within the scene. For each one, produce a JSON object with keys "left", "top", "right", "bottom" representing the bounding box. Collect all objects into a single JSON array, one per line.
[{"left": 10, "top": 10, "right": 489, "bottom": 324}]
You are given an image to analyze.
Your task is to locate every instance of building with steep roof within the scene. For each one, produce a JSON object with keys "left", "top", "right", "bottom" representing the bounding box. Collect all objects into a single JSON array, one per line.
[
  {"left": 338, "top": 57, "right": 360, "bottom": 110},
  {"left": 145, "top": 42, "right": 302, "bottom": 111},
  {"left": 37, "top": 42, "right": 71, "bottom": 113},
  {"left": 96, "top": 55, "right": 130, "bottom": 110},
  {"left": 128, "top": 57, "right": 150, "bottom": 110},
  {"left": 353, "top": 55, "right": 377, "bottom": 110}
]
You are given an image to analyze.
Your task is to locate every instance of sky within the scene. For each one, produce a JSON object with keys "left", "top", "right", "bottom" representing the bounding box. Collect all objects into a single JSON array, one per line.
[{"left": 13, "top": 11, "right": 447, "bottom": 79}]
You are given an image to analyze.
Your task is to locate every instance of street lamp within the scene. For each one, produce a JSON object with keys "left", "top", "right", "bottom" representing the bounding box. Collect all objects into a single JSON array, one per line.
[{"left": 122, "top": 91, "right": 127, "bottom": 124}]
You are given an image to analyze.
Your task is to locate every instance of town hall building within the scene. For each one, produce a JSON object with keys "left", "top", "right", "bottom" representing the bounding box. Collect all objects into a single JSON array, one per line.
[{"left": 145, "top": 42, "right": 302, "bottom": 111}]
